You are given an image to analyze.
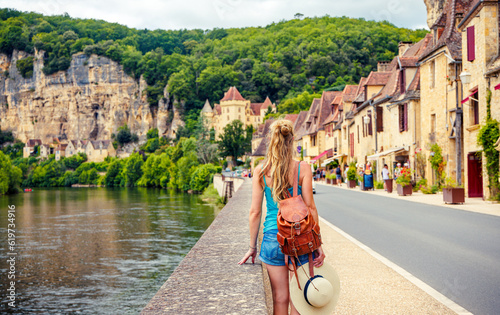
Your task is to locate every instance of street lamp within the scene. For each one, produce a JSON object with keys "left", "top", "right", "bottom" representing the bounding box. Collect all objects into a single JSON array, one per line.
[
  {"left": 363, "top": 115, "right": 370, "bottom": 125},
  {"left": 459, "top": 70, "right": 471, "bottom": 84}
]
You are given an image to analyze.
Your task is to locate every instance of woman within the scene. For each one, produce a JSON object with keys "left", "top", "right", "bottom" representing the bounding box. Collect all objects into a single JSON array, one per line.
[{"left": 238, "top": 119, "right": 325, "bottom": 315}]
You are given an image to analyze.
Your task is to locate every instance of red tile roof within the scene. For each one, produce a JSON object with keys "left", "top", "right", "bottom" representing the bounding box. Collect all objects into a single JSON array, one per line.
[
  {"left": 284, "top": 114, "right": 299, "bottom": 124},
  {"left": 366, "top": 72, "right": 392, "bottom": 86},
  {"left": 419, "top": 0, "right": 476, "bottom": 61},
  {"left": 221, "top": 86, "right": 246, "bottom": 102},
  {"left": 214, "top": 104, "right": 222, "bottom": 115},
  {"left": 26, "top": 139, "right": 42, "bottom": 147}
]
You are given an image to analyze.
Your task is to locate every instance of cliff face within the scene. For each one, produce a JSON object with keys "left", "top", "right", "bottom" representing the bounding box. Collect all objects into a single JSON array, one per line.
[
  {"left": 424, "top": 0, "right": 447, "bottom": 28},
  {"left": 0, "top": 50, "right": 181, "bottom": 143}
]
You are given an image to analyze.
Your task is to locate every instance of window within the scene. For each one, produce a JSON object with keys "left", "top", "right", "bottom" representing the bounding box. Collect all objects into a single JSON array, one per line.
[
  {"left": 312, "top": 135, "right": 317, "bottom": 146},
  {"left": 399, "top": 69, "right": 406, "bottom": 93},
  {"left": 357, "top": 125, "right": 360, "bottom": 143},
  {"left": 399, "top": 103, "right": 408, "bottom": 132},
  {"left": 238, "top": 108, "right": 241, "bottom": 113},
  {"left": 471, "top": 90, "right": 479, "bottom": 125},
  {"left": 467, "top": 26, "right": 475, "bottom": 62},
  {"left": 334, "top": 138, "right": 337, "bottom": 153},
  {"left": 376, "top": 106, "right": 384, "bottom": 132},
  {"left": 367, "top": 110, "right": 373, "bottom": 136},
  {"left": 431, "top": 114, "right": 436, "bottom": 134},
  {"left": 227, "top": 115, "right": 230, "bottom": 120},
  {"left": 430, "top": 60, "right": 435, "bottom": 88}
]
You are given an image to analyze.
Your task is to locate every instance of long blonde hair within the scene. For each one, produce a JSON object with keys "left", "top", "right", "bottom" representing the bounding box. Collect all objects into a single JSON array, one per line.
[{"left": 260, "top": 119, "right": 295, "bottom": 203}]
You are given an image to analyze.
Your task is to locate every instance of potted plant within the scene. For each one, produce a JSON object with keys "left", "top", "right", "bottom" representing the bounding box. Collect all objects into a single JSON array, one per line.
[
  {"left": 328, "top": 173, "right": 337, "bottom": 185},
  {"left": 443, "top": 177, "right": 465, "bottom": 204},
  {"left": 396, "top": 168, "right": 413, "bottom": 196},
  {"left": 347, "top": 164, "right": 357, "bottom": 188}
]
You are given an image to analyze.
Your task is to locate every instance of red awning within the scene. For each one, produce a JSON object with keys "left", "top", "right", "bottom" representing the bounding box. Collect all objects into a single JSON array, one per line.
[
  {"left": 495, "top": 83, "right": 500, "bottom": 91},
  {"left": 310, "top": 150, "right": 329, "bottom": 163},
  {"left": 461, "top": 89, "right": 478, "bottom": 104}
]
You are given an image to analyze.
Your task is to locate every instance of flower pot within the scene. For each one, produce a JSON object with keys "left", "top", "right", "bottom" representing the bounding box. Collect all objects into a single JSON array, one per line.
[
  {"left": 443, "top": 188, "right": 465, "bottom": 204},
  {"left": 326, "top": 178, "right": 331, "bottom": 185},
  {"left": 385, "top": 179, "right": 393, "bottom": 193},
  {"left": 331, "top": 178, "right": 337, "bottom": 185},
  {"left": 348, "top": 180, "right": 357, "bottom": 188},
  {"left": 397, "top": 184, "right": 412, "bottom": 196}
]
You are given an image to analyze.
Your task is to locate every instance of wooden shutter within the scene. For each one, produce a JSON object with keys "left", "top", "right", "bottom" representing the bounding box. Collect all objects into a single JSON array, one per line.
[
  {"left": 376, "top": 106, "right": 383, "bottom": 132},
  {"left": 368, "top": 110, "right": 373, "bottom": 136},
  {"left": 399, "top": 105, "right": 404, "bottom": 132},
  {"left": 350, "top": 133, "right": 354, "bottom": 157},
  {"left": 467, "top": 26, "right": 475, "bottom": 62},
  {"left": 404, "top": 103, "right": 408, "bottom": 131},
  {"left": 399, "top": 69, "right": 406, "bottom": 93}
]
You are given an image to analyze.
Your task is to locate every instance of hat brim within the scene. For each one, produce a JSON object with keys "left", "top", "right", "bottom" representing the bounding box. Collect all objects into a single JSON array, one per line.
[{"left": 289, "top": 262, "right": 340, "bottom": 315}]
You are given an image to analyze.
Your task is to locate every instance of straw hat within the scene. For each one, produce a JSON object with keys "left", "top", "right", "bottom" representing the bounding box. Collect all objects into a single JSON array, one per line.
[{"left": 289, "top": 262, "right": 340, "bottom": 315}]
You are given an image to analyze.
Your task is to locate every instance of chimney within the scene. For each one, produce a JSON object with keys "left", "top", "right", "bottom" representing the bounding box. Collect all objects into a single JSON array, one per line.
[
  {"left": 398, "top": 41, "right": 413, "bottom": 56},
  {"left": 377, "top": 61, "right": 391, "bottom": 72}
]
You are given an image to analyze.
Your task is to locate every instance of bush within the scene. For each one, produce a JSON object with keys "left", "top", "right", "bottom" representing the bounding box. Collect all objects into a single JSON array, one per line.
[
  {"left": 16, "top": 56, "right": 34, "bottom": 78},
  {"left": 374, "top": 180, "right": 384, "bottom": 189},
  {"left": 190, "top": 164, "right": 217, "bottom": 192},
  {"left": 421, "top": 185, "right": 439, "bottom": 194},
  {"left": 347, "top": 164, "right": 357, "bottom": 181}
]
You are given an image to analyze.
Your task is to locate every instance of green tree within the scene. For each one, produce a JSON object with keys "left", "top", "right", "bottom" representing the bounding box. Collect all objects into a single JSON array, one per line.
[
  {"left": 218, "top": 120, "right": 251, "bottom": 162},
  {"left": 123, "top": 153, "right": 144, "bottom": 187},
  {"left": 0, "top": 151, "right": 22, "bottom": 194}
]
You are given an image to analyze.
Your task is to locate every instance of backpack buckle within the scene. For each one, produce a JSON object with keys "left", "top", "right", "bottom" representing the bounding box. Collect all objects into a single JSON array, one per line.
[{"left": 294, "top": 222, "right": 300, "bottom": 230}]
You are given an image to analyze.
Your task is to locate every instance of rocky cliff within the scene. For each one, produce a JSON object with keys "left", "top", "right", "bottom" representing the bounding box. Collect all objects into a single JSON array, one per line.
[
  {"left": 0, "top": 50, "right": 183, "bottom": 143},
  {"left": 424, "top": 0, "right": 446, "bottom": 28}
]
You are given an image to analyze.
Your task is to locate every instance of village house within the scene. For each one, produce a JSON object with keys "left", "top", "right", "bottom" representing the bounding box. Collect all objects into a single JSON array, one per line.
[
  {"left": 85, "top": 140, "right": 116, "bottom": 162},
  {"left": 55, "top": 143, "right": 68, "bottom": 161},
  {"left": 366, "top": 36, "right": 432, "bottom": 179},
  {"left": 418, "top": 0, "right": 470, "bottom": 189},
  {"left": 201, "top": 86, "right": 276, "bottom": 138},
  {"left": 23, "top": 139, "right": 42, "bottom": 158},
  {"left": 458, "top": 0, "right": 500, "bottom": 199}
]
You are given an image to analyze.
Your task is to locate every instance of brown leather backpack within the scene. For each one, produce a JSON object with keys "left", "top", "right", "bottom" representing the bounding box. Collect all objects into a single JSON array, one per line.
[{"left": 276, "top": 161, "right": 322, "bottom": 289}]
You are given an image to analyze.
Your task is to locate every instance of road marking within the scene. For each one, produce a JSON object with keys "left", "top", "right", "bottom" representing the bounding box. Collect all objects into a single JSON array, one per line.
[{"left": 320, "top": 218, "right": 473, "bottom": 315}]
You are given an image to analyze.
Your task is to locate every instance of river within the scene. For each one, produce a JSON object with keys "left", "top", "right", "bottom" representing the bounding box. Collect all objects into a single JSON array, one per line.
[{"left": 0, "top": 187, "right": 218, "bottom": 314}]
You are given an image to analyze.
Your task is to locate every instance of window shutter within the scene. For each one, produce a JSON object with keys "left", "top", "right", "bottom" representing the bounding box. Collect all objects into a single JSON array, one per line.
[
  {"left": 376, "top": 106, "right": 384, "bottom": 132},
  {"left": 467, "top": 26, "right": 475, "bottom": 62},
  {"left": 368, "top": 110, "right": 373, "bottom": 136},
  {"left": 404, "top": 103, "right": 408, "bottom": 131},
  {"left": 399, "top": 105, "right": 404, "bottom": 132},
  {"left": 350, "top": 133, "right": 354, "bottom": 157},
  {"left": 399, "top": 69, "right": 406, "bottom": 93}
]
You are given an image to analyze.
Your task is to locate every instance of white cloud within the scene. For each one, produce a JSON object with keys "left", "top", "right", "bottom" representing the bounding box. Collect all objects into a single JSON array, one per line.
[{"left": 0, "top": 0, "right": 428, "bottom": 30}]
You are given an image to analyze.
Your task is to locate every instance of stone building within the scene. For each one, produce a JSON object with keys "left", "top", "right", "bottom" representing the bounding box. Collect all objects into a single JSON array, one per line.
[
  {"left": 23, "top": 139, "right": 42, "bottom": 158},
  {"left": 201, "top": 86, "right": 276, "bottom": 138},
  {"left": 458, "top": 0, "right": 500, "bottom": 199},
  {"left": 84, "top": 140, "right": 116, "bottom": 162},
  {"left": 418, "top": 0, "right": 470, "bottom": 188}
]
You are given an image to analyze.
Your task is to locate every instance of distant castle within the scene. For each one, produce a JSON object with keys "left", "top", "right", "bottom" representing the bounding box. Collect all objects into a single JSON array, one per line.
[{"left": 201, "top": 86, "right": 276, "bottom": 137}]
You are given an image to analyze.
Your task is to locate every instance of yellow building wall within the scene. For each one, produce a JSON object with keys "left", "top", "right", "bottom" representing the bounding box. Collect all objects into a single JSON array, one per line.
[{"left": 420, "top": 52, "right": 463, "bottom": 186}]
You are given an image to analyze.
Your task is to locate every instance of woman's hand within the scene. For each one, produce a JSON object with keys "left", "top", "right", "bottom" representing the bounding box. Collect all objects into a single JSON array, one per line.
[
  {"left": 238, "top": 248, "right": 257, "bottom": 265},
  {"left": 313, "top": 246, "right": 325, "bottom": 267}
]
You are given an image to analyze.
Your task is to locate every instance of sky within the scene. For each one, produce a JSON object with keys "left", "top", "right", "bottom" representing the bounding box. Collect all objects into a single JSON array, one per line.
[{"left": 0, "top": 0, "right": 429, "bottom": 31}]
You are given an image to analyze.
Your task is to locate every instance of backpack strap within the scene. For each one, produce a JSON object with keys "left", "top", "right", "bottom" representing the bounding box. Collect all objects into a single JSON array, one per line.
[{"left": 293, "top": 160, "right": 300, "bottom": 197}]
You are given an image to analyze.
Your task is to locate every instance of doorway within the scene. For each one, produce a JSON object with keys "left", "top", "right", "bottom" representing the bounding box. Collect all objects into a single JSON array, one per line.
[{"left": 467, "top": 152, "right": 483, "bottom": 198}]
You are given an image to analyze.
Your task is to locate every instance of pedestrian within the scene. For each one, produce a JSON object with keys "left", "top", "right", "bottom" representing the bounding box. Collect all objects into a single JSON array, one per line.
[
  {"left": 335, "top": 165, "right": 342, "bottom": 186},
  {"left": 382, "top": 164, "right": 390, "bottom": 191},
  {"left": 238, "top": 119, "right": 325, "bottom": 314},
  {"left": 394, "top": 162, "right": 402, "bottom": 181},
  {"left": 321, "top": 169, "right": 326, "bottom": 181},
  {"left": 343, "top": 164, "right": 348, "bottom": 184}
]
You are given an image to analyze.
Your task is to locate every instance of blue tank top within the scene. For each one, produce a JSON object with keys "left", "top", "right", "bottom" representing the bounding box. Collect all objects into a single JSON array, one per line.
[{"left": 263, "top": 163, "right": 302, "bottom": 233}]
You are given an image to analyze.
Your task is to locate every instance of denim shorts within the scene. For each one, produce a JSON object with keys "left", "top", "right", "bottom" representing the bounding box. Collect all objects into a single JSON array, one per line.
[{"left": 259, "top": 229, "right": 315, "bottom": 266}]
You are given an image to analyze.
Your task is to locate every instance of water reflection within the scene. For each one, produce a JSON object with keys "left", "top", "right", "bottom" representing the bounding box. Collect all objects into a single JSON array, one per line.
[{"left": 0, "top": 187, "right": 216, "bottom": 314}]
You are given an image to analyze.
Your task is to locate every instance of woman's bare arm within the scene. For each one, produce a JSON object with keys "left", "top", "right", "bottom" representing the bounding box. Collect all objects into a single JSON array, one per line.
[{"left": 238, "top": 165, "right": 264, "bottom": 265}]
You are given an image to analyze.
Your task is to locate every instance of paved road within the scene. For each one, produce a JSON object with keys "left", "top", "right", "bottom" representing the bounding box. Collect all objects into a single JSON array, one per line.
[{"left": 315, "top": 184, "right": 500, "bottom": 315}]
